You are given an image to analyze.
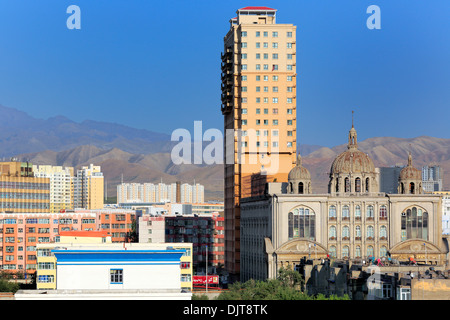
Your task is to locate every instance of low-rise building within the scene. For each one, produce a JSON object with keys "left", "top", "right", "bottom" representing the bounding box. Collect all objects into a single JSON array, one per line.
[{"left": 17, "top": 243, "right": 191, "bottom": 300}]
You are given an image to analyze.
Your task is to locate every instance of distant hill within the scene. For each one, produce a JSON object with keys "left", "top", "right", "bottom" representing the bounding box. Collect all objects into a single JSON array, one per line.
[
  {"left": 17, "top": 145, "right": 224, "bottom": 202},
  {"left": 5, "top": 104, "right": 450, "bottom": 200},
  {"left": 303, "top": 136, "right": 450, "bottom": 193},
  {"left": 0, "top": 104, "right": 173, "bottom": 157}
]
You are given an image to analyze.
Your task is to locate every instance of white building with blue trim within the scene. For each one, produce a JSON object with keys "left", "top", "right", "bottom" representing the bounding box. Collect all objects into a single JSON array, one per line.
[{"left": 15, "top": 243, "right": 192, "bottom": 300}]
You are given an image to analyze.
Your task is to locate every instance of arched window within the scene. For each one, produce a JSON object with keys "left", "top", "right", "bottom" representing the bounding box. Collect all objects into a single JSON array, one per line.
[
  {"left": 379, "top": 205, "right": 387, "bottom": 219},
  {"left": 345, "top": 177, "right": 350, "bottom": 192},
  {"left": 367, "top": 205, "right": 374, "bottom": 218},
  {"left": 380, "top": 225, "right": 387, "bottom": 238},
  {"left": 355, "top": 177, "right": 361, "bottom": 192},
  {"left": 329, "top": 246, "right": 337, "bottom": 258},
  {"left": 355, "top": 246, "right": 361, "bottom": 258},
  {"left": 342, "top": 205, "right": 349, "bottom": 219},
  {"left": 298, "top": 182, "right": 304, "bottom": 194},
  {"left": 342, "top": 226, "right": 350, "bottom": 238},
  {"left": 329, "top": 226, "right": 336, "bottom": 239},
  {"left": 289, "top": 182, "right": 293, "bottom": 193},
  {"left": 380, "top": 246, "right": 387, "bottom": 257},
  {"left": 401, "top": 206, "right": 428, "bottom": 241},
  {"left": 409, "top": 182, "right": 415, "bottom": 194},
  {"left": 366, "top": 178, "right": 370, "bottom": 192},
  {"left": 367, "top": 245, "right": 374, "bottom": 257},
  {"left": 342, "top": 245, "right": 349, "bottom": 258},
  {"left": 329, "top": 205, "right": 336, "bottom": 218},
  {"left": 288, "top": 207, "right": 315, "bottom": 240},
  {"left": 367, "top": 226, "right": 374, "bottom": 239},
  {"left": 335, "top": 178, "right": 339, "bottom": 192},
  {"left": 400, "top": 182, "right": 405, "bottom": 194},
  {"left": 355, "top": 225, "right": 361, "bottom": 238},
  {"left": 355, "top": 205, "right": 361, "bottom": 219}
]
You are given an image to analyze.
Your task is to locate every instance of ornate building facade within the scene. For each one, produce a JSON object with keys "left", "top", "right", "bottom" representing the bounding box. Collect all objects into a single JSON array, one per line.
[{"left": 240, "top": 125, "right": 449, "bottom": 282}]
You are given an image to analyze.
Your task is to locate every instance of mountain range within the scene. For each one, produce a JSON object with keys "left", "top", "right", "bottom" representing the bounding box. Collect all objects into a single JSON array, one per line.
[{"left": 2, "top": 104, "right": 450, "bottom": 200}]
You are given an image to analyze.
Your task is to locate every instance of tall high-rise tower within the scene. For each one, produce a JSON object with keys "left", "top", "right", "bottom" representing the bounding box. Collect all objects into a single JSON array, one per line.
[{"left": 221, "top": 7, "right": 297, "bottom": 277}]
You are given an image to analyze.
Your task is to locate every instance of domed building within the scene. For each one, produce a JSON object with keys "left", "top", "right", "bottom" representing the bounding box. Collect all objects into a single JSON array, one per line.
[
  {"left": 328, "top": 124, "right": 379, "bottom": 194},
  {"left": 240, "top": 119, "right": 448, "bottom": 286},
  {"left": 287, "top": 154, "right": 311, "bottom": 194},
  {"left": 398, "top": 152, "right": 422, "bottom": 194}
]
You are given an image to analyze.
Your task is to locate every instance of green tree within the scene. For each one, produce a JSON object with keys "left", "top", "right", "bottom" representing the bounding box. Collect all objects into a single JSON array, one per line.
[{"left": 0, "top": 279, "right": 19, "bottom": 293}]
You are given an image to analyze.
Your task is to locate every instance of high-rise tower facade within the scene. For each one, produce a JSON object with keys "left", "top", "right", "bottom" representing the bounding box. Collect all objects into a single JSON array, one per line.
[{"left": 221, "top": 7, "right": 297, "bottom": 277}]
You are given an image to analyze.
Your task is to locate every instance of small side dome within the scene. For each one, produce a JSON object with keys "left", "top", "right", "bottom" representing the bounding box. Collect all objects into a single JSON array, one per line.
[
  {"left": 288, "top": 154, "right": 311, "bottom": 181},
  {"left": 288, "top": 154, "right": 312, "bottom": 194},
  {"left": 399, "top": 152, "right": 421, "bottom": 181}
]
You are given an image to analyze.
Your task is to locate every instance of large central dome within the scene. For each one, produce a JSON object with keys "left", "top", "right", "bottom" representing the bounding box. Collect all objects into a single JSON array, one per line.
[
  {"left": 330, "top": 149, "right": 376, "bottom": 174},
  {"left": 328, "top": 122, "right": 379, "bottom": 193},
  {"left": 330, "top": 125, "right": 376, "bottom": 175}
]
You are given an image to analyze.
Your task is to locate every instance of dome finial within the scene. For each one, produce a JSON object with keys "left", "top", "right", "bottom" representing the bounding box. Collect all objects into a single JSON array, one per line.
[
  {"left": 348, "top": 111, "right": 357, "bottom": 150},
  {"left": 297, "top": 153, "right": 302, "bottom": 166}
]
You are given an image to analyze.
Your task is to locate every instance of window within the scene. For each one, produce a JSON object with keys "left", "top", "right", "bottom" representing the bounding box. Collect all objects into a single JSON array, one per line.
[
  {"left": 256, "top": 42, "right": 260, "bottom": 48},
  {"left": 110, "top": 269, "right": 123, "bottom": 284},
  {"left": 342, "top": 205, "right": 350, "bottom": 219},
  {"left": 342, "top": 245, "right": 349, "bottom": 258},
  {"left": 329, "top": 226, "right": 336, "bottom": 239},
  {"left": 287, "top": 31, "right": 292, "bottom": 37},
  {"left": 241, "top": 53, "right": 247, "bottom": 59},
  {"left": 401, "top": 207, "right": 428, "bottom": 240},
  {"left": 256, "top": 53, "right": 260, "bottom": 59},
  {"left": 342, "top": 226, "right": 350, "bottom": 238},
  {"left": 256, "top": 31, "right": 260, "bottom": 37},
  {"left": 329, "top": 246, "right": 336, "bottom": 258},
  {"left": 367, "top": 226, "right": 374, "bottom": 239},
  {"left": 272, "top": 97, "right": 278, "bottom": 103},
  {"left": 355, "top": 205, "right": 361, "bottom": 218},
  {"left": 329, "top": 205, "right": 336, "bottom": 218},
  {"left": 272, "top": 43, "right": 278, "bottom": 48},
  {"left": 355, "top": 226, "right": 361, "bottom": 238},
  {"left": 181, "top": 262, "right": 191, "bottom": 269},
  {"left": 367, "top": 245, "right": 374, "bottom": 257},
  {"left": 263, "top": 31, "right": 268, "bottom": 37},
  {"left": 287, "top": 54, "right": 293, "bottom": 60},
  {"left": 288, "top": 207, "right": 315, "bottom": 240},
  {"left": 241, "top": 31, "right": 247, "bottom": 37},
  {"left": 355, "top": 246, "right": 361, "bottom": 258},
  {"left": 367, "top": 205, "right": 374, "bottom": 218},
  {"left": 263, "top": 42, "right": 268, "bottom": 48},
  {"left": 380, "top": 225, "right": 387, "bottom": 238},
  {"left": 287, "top": 42, "right": 293, "bottom": 48},
  {"left": 272, "top": 31, "right": 278, "bottom": 37},
  {"left": 241, "top": 42, "right": 247, "bottom": 48},
  {"left": 241, "top": 64, "right": 247, "bottom": 70},
  {"left": 379, "top": 205, "right": 387, "bottom": 219},
  {"left": 287, "top": 76, "right": 293, "bottom": 81},
  {"left": 241, "top": 108, "right": 247, "bottom": 114}
]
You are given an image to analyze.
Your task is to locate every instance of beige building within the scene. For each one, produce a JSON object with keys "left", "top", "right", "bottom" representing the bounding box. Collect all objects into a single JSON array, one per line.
[
  {"left": 74, "top": 164, "right": 104, "bottom": 210},
  {"left": 33, "top": 165, "right": 74, "bottom": 213},
  {"left": 0, "top": 161, "right": 50, "bottom": 213},
  {"left": 240, "top": 125, "right": 449, "bottom": 282},
  {"left": 221, "top": 6, "right": 297, "bottom": 277}
]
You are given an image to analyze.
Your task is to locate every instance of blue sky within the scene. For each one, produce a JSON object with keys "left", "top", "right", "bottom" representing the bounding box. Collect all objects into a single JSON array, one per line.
[{"left": 0, "top": 0, "right": 449, "bottom": 147}]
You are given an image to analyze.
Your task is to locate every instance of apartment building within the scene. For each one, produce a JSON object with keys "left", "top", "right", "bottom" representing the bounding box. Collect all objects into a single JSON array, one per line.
[
  {"left": 73, "top": 164, "right": 104, "bottom": 210},
  {"left": 33, "top": 165, "right": 74, "bottom": 213},
  {"left": 117, "top": 181, "right": 204, "bottom": 204},
  {"left": 0, "top": 161, "right": 50, "bottom": 213},
  {"left": 165, "top": 213, "right": 225, "bottom": 271},
  {"left": 221, "top": 6, "right": 297, "bottom": 276},
  {"left": 0, "top": 208, "right": 136, "bottom": 275}
]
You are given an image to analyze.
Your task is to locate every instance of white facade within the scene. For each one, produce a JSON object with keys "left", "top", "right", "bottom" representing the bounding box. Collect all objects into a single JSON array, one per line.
[{"left": 117, "top": 182, "right": 204, "bottom": 204}]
